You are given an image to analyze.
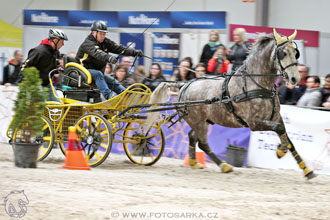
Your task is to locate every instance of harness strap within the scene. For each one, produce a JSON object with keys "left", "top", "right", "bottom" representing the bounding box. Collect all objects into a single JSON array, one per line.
[
  {"left": 232, "top": 89, "right": 274, "bottom": 103},
  {"left": 221, "top": 74, "right": 249, "bottom": 127}
]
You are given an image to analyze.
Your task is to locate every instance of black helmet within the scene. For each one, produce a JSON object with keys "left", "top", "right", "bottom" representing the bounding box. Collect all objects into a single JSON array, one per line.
[
  {"left": 49, "top": 29, "right": 68, "bottom": 41},
  {"left": 91, "top": 21, "right": 108, "bottom": 33}
]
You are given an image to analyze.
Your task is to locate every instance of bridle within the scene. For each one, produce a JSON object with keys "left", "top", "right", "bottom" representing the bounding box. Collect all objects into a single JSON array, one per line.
[{"left": 275, "top": 40, "right": 300, "bottom": 79}]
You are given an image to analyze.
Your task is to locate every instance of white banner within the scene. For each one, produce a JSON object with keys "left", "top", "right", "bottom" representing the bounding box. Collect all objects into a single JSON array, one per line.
[
  {"left": 248, "top": 105, "right": 330, "bottom": 174},
  {"left": 0, "top": 85, "right": 18, "bottom": 143}
]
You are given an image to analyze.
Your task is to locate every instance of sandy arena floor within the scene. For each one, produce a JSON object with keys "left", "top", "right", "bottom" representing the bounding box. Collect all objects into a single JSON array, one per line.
[{"left": 1, "top": 142, "right": 330, "bottom": 220}]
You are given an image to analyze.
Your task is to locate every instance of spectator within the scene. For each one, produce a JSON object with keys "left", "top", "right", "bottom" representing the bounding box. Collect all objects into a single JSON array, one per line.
[
  {"left": 297, "top": 76, "right": 322, "bottom": 107},
  {"left": 113, "top": 64, "right": 135, "bottom": 88},
  {"left": 19, "top": 29, "right": 68, "bottom": 101},
  {"left": 130, "top": 65, "right": 146, "bottom": 84},
  {"left": 3, "top": 50, "right": 23, "bottom": 86},
  {"left": 120, "top": 56, "right": 131, "bottom": 69},
  {"left": 227, "top": 28, "right": 252, "bottom": 71},
  {"left": 75, "top": 21, "right": 143, "bottom": 99},
  {"left": 322, "top": 96, "right": 330, "bottom": 108},
  {"left": 194, "top": 63, "right": 207, "bottom": 78},
  {"left": 175, "top": 58, "right": 196, "bottom": 81},
  {"left": 321, "top": 74, "right": 330, "bottom": 107},
  {"left": 104, "top": 63, "right": 113, "bottom": 75},
  {"left": 207, "top": 45, "right": 230, "bottom": 75},
  {"left": 200, "top": 30, "right": 224, "bottom": 72},
  {"left": 142, "top": 63, "right": 166, "bottom": 91},
  {"left": 278, "top": 64, "right": 309, "bottom": 105}
]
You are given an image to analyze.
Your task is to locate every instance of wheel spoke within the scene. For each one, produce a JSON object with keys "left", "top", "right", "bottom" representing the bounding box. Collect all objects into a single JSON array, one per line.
[{"left": 95, "top": 152, "right": 101, "bottom": 160}]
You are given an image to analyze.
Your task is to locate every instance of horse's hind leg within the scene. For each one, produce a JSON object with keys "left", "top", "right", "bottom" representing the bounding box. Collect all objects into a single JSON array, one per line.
[
  {"left": 188, "top": 129, "right": 203, "bottom": 169},
  {"left": 188, "top": 122, "right": 232, "bottom": 173},
  {"left": 198, "top": 142, "right": 233, "bottom": 173}
]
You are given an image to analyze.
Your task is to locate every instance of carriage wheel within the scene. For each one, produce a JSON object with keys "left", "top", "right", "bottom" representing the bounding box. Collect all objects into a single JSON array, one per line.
[
  {"left": 13, "top": 116, "right": 55, "bottom": 161},
  {"left": 123, "top": 121, "right": 165, "bottom": 166},
  {"left": 62, "top": 113, "right": 112, "bottom": 167}
]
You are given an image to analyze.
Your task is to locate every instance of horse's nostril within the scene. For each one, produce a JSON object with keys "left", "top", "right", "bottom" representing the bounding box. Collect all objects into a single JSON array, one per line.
[{"left": 291, "top": 77, "right": 296, "bottom": 83}]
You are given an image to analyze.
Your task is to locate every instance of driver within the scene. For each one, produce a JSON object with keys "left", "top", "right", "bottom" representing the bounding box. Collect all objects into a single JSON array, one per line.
[
  {"left": 76, "top": 21, "right": 144, "bottom": 99},
  {"left": 20, "top": 29, "right": 68, "bottom": 101}
]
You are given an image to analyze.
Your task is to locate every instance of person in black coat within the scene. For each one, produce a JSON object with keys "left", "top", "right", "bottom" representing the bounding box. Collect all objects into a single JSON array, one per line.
[
  {"left": 200, "top": 30, "right": 224, "bottom": 73},
  {"left": 227, "top": 28, "right": 252, "bottom": 72},
  {"left": 143, "top": 63, "right": 166, "bottom": 91},
  {"left": 3, "top": 50, "right": 23, "bottom": 86},
  {"left": 76, "top": 21, "right": 144, "bottom": 99},
  {"left": 19, "top": 29, "right": 68, "bottom": 101}
]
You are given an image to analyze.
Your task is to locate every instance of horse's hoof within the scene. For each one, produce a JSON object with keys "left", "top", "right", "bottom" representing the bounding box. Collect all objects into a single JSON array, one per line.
[
  {"left": 304, "top": 168, "right": 317, "bottom": 180},
  {"left": 192, "top": 163, "right": 204, "bottom": 169},
  {"left": 220, "top": 162, "right": 233, "bottom": 173},
  {"left": 189, "top": 159, "right": 204, "bottom": 169},
  {"left": 276, "top": 149, "right": 287, "bottom": 159}
]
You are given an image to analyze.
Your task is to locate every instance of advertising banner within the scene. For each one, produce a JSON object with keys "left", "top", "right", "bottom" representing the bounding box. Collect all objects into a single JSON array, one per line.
[
  {"left": 69, "top": 11, "right": 117, "bottom": 27},
  {"left": 229, "top": 24, "right": 319, "bottom": 47},
  {"left": 23, "top": 10, "right": 227, "bottom": 30},
  {"left": 24, "top": 10, "right": 69, "bottom": 26},
  {"left": 151, "top": 32, "right": 180, "bottom": 75},
  {"left": 118, "top": 12, "right": 170, "bottom": 28},
  {"left": 171, "top": 11, "right": 226, "bottom": 29},
  {"left": 248, "top": 105, "right": 330, "bottom": 174},
  {"left": 119, "top": 33, "right": 145, "bottom": 67}
]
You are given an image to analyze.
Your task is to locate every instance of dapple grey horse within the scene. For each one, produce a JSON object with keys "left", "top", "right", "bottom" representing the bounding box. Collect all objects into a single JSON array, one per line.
[{"left": 148, "top": 29, "right": 315, "bottom": 179}]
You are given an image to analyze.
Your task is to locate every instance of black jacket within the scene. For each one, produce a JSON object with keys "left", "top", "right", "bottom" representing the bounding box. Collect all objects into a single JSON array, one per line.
[
  {"left": 142, "top": 76, "right": 166, "bottom": 91},
  {"left": 76, "top": 34, "right": 138, "bottom": 71},
  {"left": 20, "top": 38, "right": 59, "bottom": 86},
  {"left": 227, "top": 41, "right": 252, "bottom": 71},
  {"left": 3, "top": 60, "right": 21, "bottom": 85}
]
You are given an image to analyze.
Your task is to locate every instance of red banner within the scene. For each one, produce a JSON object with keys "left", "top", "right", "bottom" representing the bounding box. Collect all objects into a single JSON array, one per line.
[{"left": 229, "top": 24, "right": 319, "bottom": 47}]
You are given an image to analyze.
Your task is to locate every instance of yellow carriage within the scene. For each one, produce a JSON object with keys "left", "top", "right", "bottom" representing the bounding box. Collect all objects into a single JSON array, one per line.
[{"left": 7, "top": 62, "right": 165, "bottom": 167}]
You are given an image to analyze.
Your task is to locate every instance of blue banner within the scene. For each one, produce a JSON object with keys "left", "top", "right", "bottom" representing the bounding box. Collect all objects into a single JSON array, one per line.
[
  {"left": 69, "top": 11, "right": 117, "bottom": 27},
  {"left": 171, "top": 11, "right": 226, "bottom": 29},
  {"left": 24, "top": 10, "right": 227, "bottom": 29},
  {"left": 119, "top": 33, "right": 145, "bottom": 67},
  {"left": 118, "top": 12, "right": 170, "bottom": 28},
  {"left": 152, "top": 32, "right": 180, "bottom": 75},
  {"left": 24, "top": 10, "right": 69, "bottom": 26}
]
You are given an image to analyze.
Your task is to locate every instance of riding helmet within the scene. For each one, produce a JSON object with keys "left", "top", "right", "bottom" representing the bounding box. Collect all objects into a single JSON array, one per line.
[
  {"left": 91, "top": 21, "right": 108, "bottom": 33},
  {"left": 49, "top": 29, "right": 68, "bottom": 41}
]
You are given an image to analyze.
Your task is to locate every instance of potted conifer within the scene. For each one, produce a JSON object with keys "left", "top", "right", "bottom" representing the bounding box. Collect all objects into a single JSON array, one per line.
[{"left": 10, "top": 67, "right": 48, "bottom": 168}]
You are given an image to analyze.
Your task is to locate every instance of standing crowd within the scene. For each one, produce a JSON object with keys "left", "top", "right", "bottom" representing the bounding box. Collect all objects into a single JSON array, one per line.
[{"left": 2, "top": 23, "right": 330, "bottom": 108}]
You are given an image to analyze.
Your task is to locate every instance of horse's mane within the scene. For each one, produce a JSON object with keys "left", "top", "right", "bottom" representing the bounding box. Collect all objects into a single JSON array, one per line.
[{"left": 244, "top": 34, "right": 276, "bottom": 70}]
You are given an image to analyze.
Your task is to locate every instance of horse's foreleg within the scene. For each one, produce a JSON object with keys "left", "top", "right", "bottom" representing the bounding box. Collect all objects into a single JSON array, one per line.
[
  {"left": 198, "top": 142, "right": 233, "bottom": 173},
  {"left": 253, "top": 117, "right": 290, "bottom": 158},
  {"left": 253, "top": 117, "right": 315, "bottom": 179},
  {"left": 286, "top": 138, "right": 316, "bottom": 179},
  {"left": 188, "top": 129, "right": 203, "bottom": 169}
]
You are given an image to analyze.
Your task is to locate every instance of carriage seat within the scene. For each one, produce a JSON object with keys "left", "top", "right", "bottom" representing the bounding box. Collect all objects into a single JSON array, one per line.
[
  {"left": 63, "top": 62, "right": 93, "bottom": 88},
  {"left": 61, "top": 62, "right": 101, "bottom": 103}
]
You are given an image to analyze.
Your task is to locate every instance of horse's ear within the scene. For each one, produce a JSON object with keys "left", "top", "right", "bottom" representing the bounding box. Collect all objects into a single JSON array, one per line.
[
  {"left": 288, "top": 29, "right": 297, "bottom": 41},
  {"left": 273, "top": 28, "right": 287, "bottom": 45}
]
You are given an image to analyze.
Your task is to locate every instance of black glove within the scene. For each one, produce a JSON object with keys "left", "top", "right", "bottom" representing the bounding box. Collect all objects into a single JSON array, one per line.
[
  {"left": 109, "top": 55, "right": 118, "bottom": 64},
  {"left": 135, "top": 50, "right": 144, "bottom": 57}
]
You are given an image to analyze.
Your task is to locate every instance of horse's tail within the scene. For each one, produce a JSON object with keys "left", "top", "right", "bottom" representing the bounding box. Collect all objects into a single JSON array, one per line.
[{"left": 144, "top": 82, "right": 184, "bottom": 131}]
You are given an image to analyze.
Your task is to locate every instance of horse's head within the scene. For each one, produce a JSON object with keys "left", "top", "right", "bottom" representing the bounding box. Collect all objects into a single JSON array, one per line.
[{"left": 273, "top": 29, "right": 300, "bottom": 85}]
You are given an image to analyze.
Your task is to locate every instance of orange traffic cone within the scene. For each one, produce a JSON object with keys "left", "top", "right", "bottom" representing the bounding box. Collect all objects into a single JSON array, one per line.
[
  {"left": 183, "top": 144, "right": 207, "bottom": 168},
  {"left": 62, "top": 126, "right": 90, "bottom": 170}
]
